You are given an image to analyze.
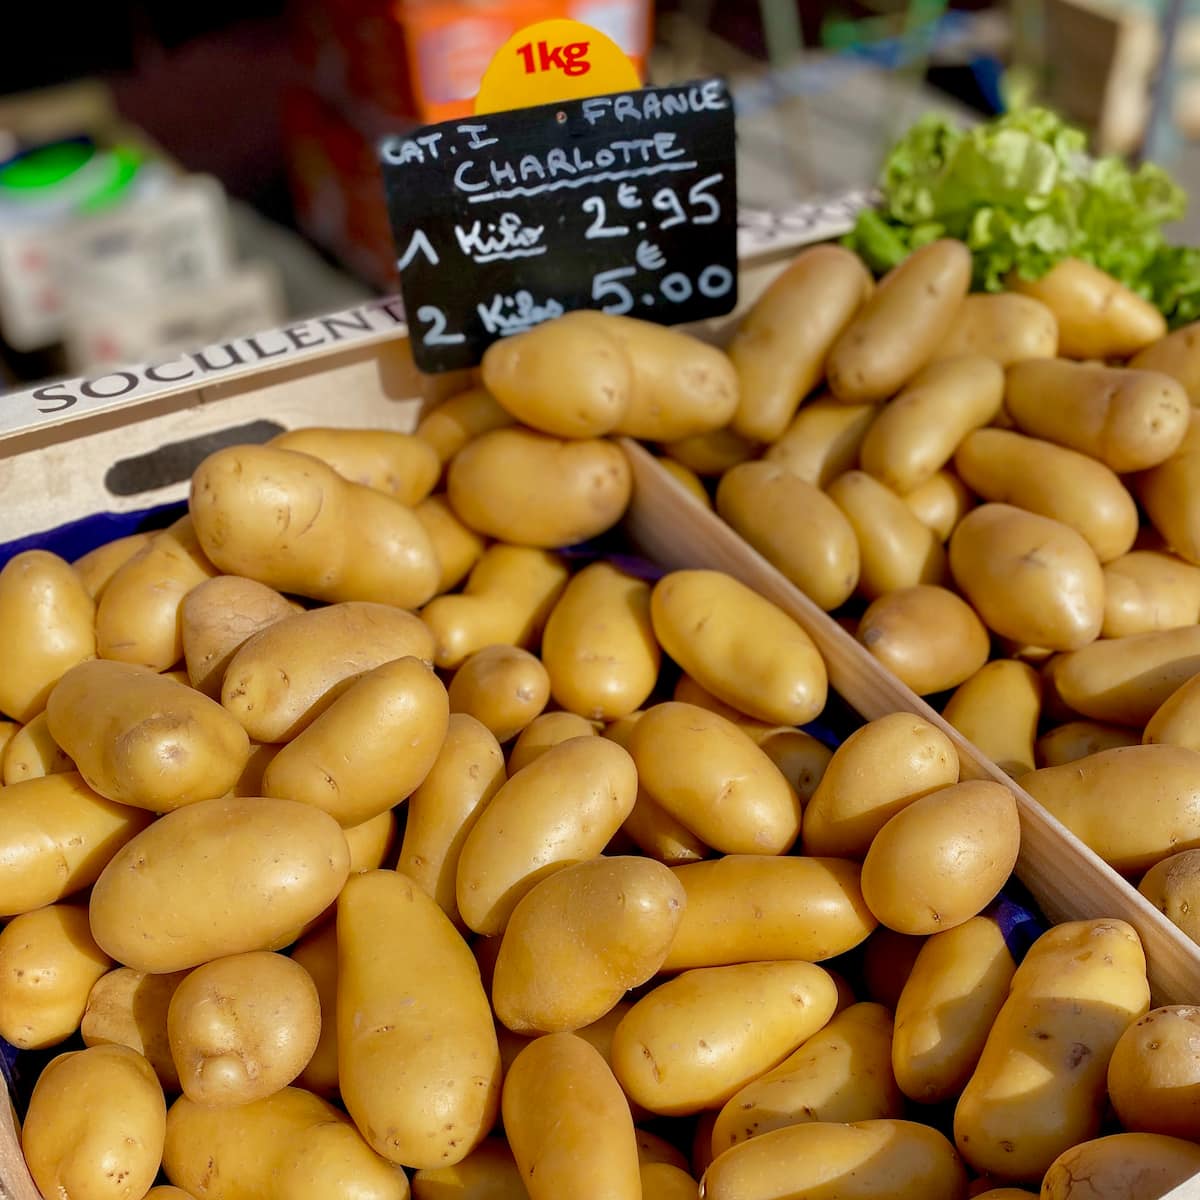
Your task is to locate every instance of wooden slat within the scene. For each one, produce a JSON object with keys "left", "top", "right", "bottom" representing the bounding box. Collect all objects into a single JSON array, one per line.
[{"left": 1, "top": 1091, "right": 37, "bottom": 1200}]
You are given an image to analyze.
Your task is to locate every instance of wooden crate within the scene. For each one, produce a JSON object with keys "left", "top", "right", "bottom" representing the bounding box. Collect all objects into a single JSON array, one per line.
[{"left": 4, "top": 256, "right": 1200, "bottom": 1200}]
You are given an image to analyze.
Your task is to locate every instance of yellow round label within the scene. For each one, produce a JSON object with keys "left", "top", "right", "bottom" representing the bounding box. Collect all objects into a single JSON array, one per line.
[{"left": 474, "top": 18, "right": 642, "bottom": 116}]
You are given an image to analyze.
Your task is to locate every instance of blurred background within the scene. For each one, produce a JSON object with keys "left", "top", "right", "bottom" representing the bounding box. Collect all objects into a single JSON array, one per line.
[{"left": 0, "top": 0, "right": 1192, "bottom": 388}]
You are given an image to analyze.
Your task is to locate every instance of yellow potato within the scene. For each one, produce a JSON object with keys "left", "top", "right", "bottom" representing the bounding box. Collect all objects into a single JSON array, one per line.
[
  {"left": 827, "top": 471, "right": 948, "bottom": 599},
  {"left": 90, "top": 794, "right": 350, "bottom": 973},
  {"left": 640, "top": 1162, "right": 698, "bottom": 1200},
  {"left": 270, "top": 426, "right": 440, "bottom": 503},
  {"left": 447, "top": 427, "right": 632, "bottom": 548},
  {"left": 861, "top": 780, "right": 1019, "bottom": 935},
  {"left": 892, "top": 916, "right": 1017, "bottom": 1103},
  {"left": 413, "top": 493, "right": 486, "bottom": 593},
  {"left": 1052, "top": 624, "right": 1200, "bottom": 725},
  {"left": 181, "top": 575, "right": 296, "bottom": 696},
  {"left": 455, "top": 735, "right": 638, "bottom": 935},
  {"left": 339, "top": 870, "right": 500, "bottom": 1168},
  {"left": 860, "top": 355, "right": 1004, "bottom": 495},
  {"left": 232, "top": 741, "right": 281, "bottom": 796},
  {"left": 222, "top": 601, "right": 434, "bottom": 742},
  {"left": 507, "top": 710, "right": 596, "bottom": 773},
  {"left": 650, "top": 569, "right": 827, "bottom": 726},
  {"left": 671, "top": 673, "right": 775, "bottom": 736},
  {"left": 0, "top": 902, "right": 111, "bottom": 1049},
  {"left": 932, "top": 292, "right": 1058, "bottom": 365},
  {"left": 290, "top": 921, "right": 338, "bottom": 1097},
  {"left": 1023, "top": 744, "right": 1200, "bottom": 873},
  {"left": 72, "top": 531, "right": 153, "bottom": 600},
  {"left": 662, "top": 426, "right": 760, "bottom": 476},
  {"left": 763, "top": 395, "right": 877, "bottom": 488},
  {"left": 655, "top": 456, "right": 712, "bottom": 507},
  {"left": 862, "top": 928, "right": 927, "bottom": 1010},
  {"left": 145, "top": 1189, "right": 197, "bottom": 1199},
  {"left": 492, "top": 855, "right": 686, "bottom": 1033},
  {"left": 1131, "top": 319, "right": 1200, "bottom": 404},
  {"left": 636, "top": 1129, "right": 691, "bottom": 1172},
  {"left": 1036, "top": 719, "right": 1139, "bottom": 768},
  {"left": 630, "top": 703, "right": 801, "bottom": 855},
  {"left": 95, "top": 517, "right": 218, "bottom": 670},
  {"left": 264, "top": 656, "right": 448, "bottom": 827},
  {"left": 754, "top": 728, "right": 832, "bottom": 803},
  {"left": 23, "top": 1044, "right": 165, "bottom": 1200},
  {"left": 415, "top": 385, "right": 514, "bottom": 463},
  {"left": 1145, "top": 672, "right": 1200, "bottom": 752},
  {"left": 0, "top": 718, "right": 18, "bottom": 763},
  {"left": 421, "top": 544, "right": 569, "bottom": 670},
  {"left": 1102, "top": 550, "right": 1200, "bottom": 637},
  {"left": 856, "top": 585, "right": 990, "bottom": 696},
  {"left": 1006, "top": 359, "right": 1189, "bottom": 473},
  {"left": 81, "top": 966, "right": 186, "bottom": 1091},
  {"left": 803, "top": 713, "right": 959, "bottom": 858},
  {"left": 711, "top": 1003, "right": 902, "bottom": 1154},
  {"left": 1041, "top": 1133, "right": 1200, "bottom": 1200},
  {"left": 702, "top": 1119, "right": 967, "bottom": 1200},
  {"left": 716, "top": 461, "right": 860, "bottom": 610},
  {"left": 1107, "top": 1006, "right": 1200, "bottom": 1138},
  {"left": 728, "top": 244, "right": 873, "bottom": 441},
  {"left": 566, "top": 310, "right": 739, "bottom": 440},
  {"left": 954, "top": 429, "right": 1139, "bottom": 564},
  {"left": 48, "top": 659, "right": 250, "bottom": 812},
  {"left": 662, "top": 855, "right": 875, "bottom": 970},
  {"left": 397, "top": 713, "right": 506, "bottom": 927},
  {"left": 1139, "top": 849, "right": 1200, "bottom": 943},
  {"left": 2, "top": 711, "right": 73, "bottom": 783},
  {"left": 828, "top": 239, "right": 971, "bottom": 404},
  {"left": 943, "top": 661, "right": 1041, "bottom": 778},
  {"left": 164, "top": 1086, "right": 411, "bottom": 1200},
  {"left": 0, "top": 549, "right": 95, "bottom": 722},
  {"left": 412, "top": 1138, "right": 526, "bottom": 1200},
  {"left": 949, "top": 504, "right": 1104, "bottom": 651},
  {"left": 903, "top": 470, "right": 973, "bottom": 542},
  {"left": 503, "top": 1033, "right": 640, "bottom": 1200},
  {"left": 1137, "top": 411, "right": 1200, "bottom": 565},
  {"left": 190, "top": 444, "right": 439, "bottom": 606},
  {"left": 1009, "top": 258, "right": 1166, "bottom": 358},
  {"left": 168, "top": 950, "right": 320, "bottom": 1107},
  {"left": 611, "top": 960, "right": 838, "bottom": 1115},
  {"left": 446, "top": 645, "right": 547, "bottom": 744},
  {"left": 954, "top": 919, "right": 1150, "bottom": 1182}
]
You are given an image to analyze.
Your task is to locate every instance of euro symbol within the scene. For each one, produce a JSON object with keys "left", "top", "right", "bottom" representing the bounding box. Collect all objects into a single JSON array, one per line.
[{"left": 635, "top": 240, "right": 665, "bottom": 271}]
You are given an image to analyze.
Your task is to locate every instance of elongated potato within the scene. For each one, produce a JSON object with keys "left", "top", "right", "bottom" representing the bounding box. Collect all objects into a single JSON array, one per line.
[
  {"left": 663, "top": 855, "right": 874, "bottom": 970},
  {"left": 414, "top": 494, "right": 486, "bottom": 593},
  {"left": 954, "top": 919, "right": 1150, "bottom": 1182},
  {"left": 827, "top": 471, "right": 947, "bottom": 599},
  {"left": 1042, "top": 1132, "right": 1200, "bottom": 1200},
  {"left": 716, "top": 461, "right": 859, "bottom": 610},
  {"left": 955, "top": 429, "right": 1139, "bottom": 564},
  {"left": 164, "top": 1086, "right": 410, "bottom": 1200},
  {"left": 190, "top": 444, "right": 439, "bottom": 606},
  {"left": 611, "top": 960, "right": 838, "bottom": 1114},
  {"left": 656, "top": 456, "right": 711, "bottom": 507},
  {"left": 1036, "top": 719, "right": 1139, "bottom": 767},
  {"left": 662, "top": 426, "right": 759, "bottom": 476},
  {"left": 711, "top": 1003, "right": 901, "bottom": 1153},
  {"left": 949, "top": 504, "right": 1104, "bottom": 651},
  {"left": 416, "top": 385, "right": 514, "bottom": 463},
  {"left": 651, "top": 569, "right": 827, "bottom": 726},
  {"left": 47, "top": 660, "right": 249, "bottom": 812},
  {"left": 82, "top": 966, "right": 185, "bottom": 1091},
  {"left": 2, "top": 711, "right": 73, "bottom": 783},
  {"left": 222, "top": 601, "right": 433, "bottom": 742},
  {"left": 1103, "top": 550, "right": 1200, "bottom": 637},
  {"left": 1108, "top": 1006, "right": 1200, "bottom": 1138},
  {"left": 763, "top": 395, "right": 877, "bottom": 487},
  {"left": 1145, "top": 672, "right": 1200, "bottom": 751},
  {"left": 90, "top": 795, "right": 351, "bottom": 973},
  {"left": 492, "top": 855, "right": 685, "bottom": 1033},
  {"left": 893, "top": 916, "right": 1016, "bottom": 1103},
  {"left": 1022, "top": 744, "right": 1200, "bottom": 873},
  {"left": 1010, "top": 258, "right": 1165, "bottom": 359},
  {"left": 456, "top": 735, "right": 638, "bottom": 935},
  {"left": 339, "top": 870, "right": 500, "bottom": 1168},
  {"left": 903, "top": 470, "right": 973, "bottom": 542},
  {"left": 640, "top": 1162, "right": 698, "bottom": 1200},
  {"left": 932, "top": 292, "right": 1058, "bottom": 365},
  {"left": 72, "top": 531, "right": 152, "bottom": 600},
  {"left": 181, "top": 575, "right": 296, "bottom": 696},
  {"left": 702, "top": 1119, "right": 967, "bottom": 1200},
  {"left": 23, "top": 1045, "right": 165, "bottom": 1200},
  {"left": 290, "top": 921, "right": 338, "bottom": 1097},
  {"left": 508, "top": 711, "right": 596, "bottom": 773},
  {"left": 803, "top": 713, "right": 959, "bottom": 858},
  {"left": 270, "top": 426, "right": 440, "bottom": 502},
  {"left": 503, "top": 1033, "right": 640, "bottom": 1200},
  {"left": 728, "top": 244, "right": 872, "bottom": 441},
  {"left": 1006, "top": 359, "right": 1189, "bottom": 473},
  {"left": 411, "top": 1139, "right": 525, "bottom": 1200},
  {"left": 860, "top": 355, "right": 1004, "bottom": 494},
  {"left": 0, "top": 903, "right": 111, "bottom": 1049},
  {"left": 1132, "top": 319, "right": 1200, "bottom": 405},
  {"left": 566, "top": 310, "right": 739, "bottom": 440},
  {"left": 943, "top": 661, "right": 1040, "bottom": 778},
  {"left": 1140, "top": 849, "right": 1200, "bottom": 943},
  {"left": 671, "top": 673, "right": 776, "bottom": 738},
  {"left": 630, "top": 703, "right": 801, "bottom": 855},
  {"left": 1137, "top": 410, "right": 1200, "bottom": 564},
  {"left": 0, "top": 549, "right": 96, "bottom": 722}
]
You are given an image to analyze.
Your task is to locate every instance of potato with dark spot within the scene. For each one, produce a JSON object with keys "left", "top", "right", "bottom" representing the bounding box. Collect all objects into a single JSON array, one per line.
[
  {"left": 1108, "top": 1006, "right": 1200, "bottom": 1138},
  {"left": 448, "top": 645, "right": 549, "bottom": 744}
]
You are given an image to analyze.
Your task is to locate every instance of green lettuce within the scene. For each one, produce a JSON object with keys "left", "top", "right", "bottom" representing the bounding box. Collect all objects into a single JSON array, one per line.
[{"left": 844, "top": 107, "right": 1200, "bottom": 327}]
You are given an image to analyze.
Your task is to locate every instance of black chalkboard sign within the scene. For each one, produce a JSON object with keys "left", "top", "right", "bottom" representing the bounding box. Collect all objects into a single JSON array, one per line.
[{"left": 379, "top": 79, "right": 737, "bottom": 373}]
